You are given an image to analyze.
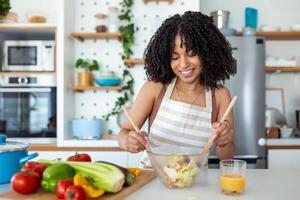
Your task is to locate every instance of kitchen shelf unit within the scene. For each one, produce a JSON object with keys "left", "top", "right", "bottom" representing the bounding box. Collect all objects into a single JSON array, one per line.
[
  {"left": 235, "top": 31, "right": 300, "bottom": 40},
  {"left": 265, "top": 66, "right": 300, "bottom": 73},
  {"left": 124, "top": 58, "right": 145, "bottom": 67},
  {"left": 71, "top": 32, "right": 122, "bottom": 41},
  {"left": 72, "top": 85, "right": 123, "bottom": 92}
]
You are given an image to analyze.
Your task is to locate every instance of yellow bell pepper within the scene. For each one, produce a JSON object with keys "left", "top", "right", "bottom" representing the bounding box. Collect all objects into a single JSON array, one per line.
[
  {"left": 73, "top": 174, "right": 105, "bottom": 198},
  {"left": 127, "top": 167, "right": 141, "bottom": 176}
]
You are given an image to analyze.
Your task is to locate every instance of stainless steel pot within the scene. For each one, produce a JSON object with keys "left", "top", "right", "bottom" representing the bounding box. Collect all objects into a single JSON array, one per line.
[{"left": 210, "top": 10, "right": 230, "bottom": 29}]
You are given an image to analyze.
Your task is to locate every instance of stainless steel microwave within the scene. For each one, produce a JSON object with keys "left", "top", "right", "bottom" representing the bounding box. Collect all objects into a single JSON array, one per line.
[{"left": 2, "top": 40, "right": 55, "bottom": 72}]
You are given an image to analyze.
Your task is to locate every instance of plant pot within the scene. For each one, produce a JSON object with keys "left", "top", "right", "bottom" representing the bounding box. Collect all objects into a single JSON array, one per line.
[
  {"left": 0, "top": 134, "right": 38, "bottom": 183},
  {"left": 77, "top": 71, "right": 92, "bottom": 87},
  {"left": 0, "top": 12, "right": 18, "bottom": 23}
]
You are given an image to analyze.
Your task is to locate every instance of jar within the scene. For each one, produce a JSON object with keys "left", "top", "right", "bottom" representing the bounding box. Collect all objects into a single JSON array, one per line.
[
  {"left": 108, "top": 6, "right": 119, "bottom": 32},
  {"left": 94, "top": 13, "right": 108, "bottom": 32}
]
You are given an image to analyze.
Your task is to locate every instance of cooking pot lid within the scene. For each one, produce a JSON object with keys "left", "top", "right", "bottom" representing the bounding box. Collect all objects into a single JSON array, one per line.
[{"left": 0, "top": 134, "right": 29, "bottom": 152}]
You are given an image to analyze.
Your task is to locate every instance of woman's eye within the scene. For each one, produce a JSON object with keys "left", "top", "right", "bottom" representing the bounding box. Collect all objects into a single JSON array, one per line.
[
  {"left": 187, "top": 51, "right": 196, "bottom": 57},
  {"left": 171, "top": 55, "right": 179, "bottom": 60}
]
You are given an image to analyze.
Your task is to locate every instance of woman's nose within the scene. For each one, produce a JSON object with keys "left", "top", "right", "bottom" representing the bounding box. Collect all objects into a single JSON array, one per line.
[{"left": 179, "top": 56, "right": 188, "bottom": 68}]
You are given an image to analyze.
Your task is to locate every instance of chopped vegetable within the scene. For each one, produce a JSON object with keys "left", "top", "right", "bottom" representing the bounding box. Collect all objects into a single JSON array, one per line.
[
  {"left": 163, "top": 154, "right": 199, "bottom": 188},
  {"left": 127, "top": 168, "right": 141, "bottom": 176},
  {"left": 38, "top": 159, "right": 125, "bottom": 193}
]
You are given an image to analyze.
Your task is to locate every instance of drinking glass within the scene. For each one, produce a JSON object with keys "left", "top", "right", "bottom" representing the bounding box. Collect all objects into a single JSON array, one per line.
[{"left": 219, "top": 159, "right": 246, "bottom": 195}]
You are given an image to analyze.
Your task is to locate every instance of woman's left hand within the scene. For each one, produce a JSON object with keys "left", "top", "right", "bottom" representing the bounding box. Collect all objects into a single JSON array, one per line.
[{"left": 212, "top": 121, "right": 232, "bottom": 147}]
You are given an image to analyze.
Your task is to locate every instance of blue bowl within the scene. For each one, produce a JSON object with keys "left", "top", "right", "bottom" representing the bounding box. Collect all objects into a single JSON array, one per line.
[{"left": 94, "top": 77, "right": 121, "bottom": 86}]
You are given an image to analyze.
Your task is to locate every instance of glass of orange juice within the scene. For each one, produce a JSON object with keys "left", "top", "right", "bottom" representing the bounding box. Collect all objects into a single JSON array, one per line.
[{"left": 219, "top": 159, "right": 246, "bottom": 195}]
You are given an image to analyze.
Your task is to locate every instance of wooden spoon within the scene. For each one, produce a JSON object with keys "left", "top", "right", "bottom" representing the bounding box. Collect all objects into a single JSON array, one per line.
[{"left": 202, "top": 96, "right": 237, "bottom": 154}]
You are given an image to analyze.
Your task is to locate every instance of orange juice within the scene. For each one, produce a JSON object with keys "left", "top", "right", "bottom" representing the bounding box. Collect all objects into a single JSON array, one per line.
[{"left": 220, "top": 173, "right": 245, "bottom": 193}]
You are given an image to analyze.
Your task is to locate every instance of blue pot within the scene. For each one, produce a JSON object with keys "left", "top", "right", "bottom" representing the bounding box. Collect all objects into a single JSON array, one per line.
[
  {"left": 0, "top": 134, "right": 38, "bottom": 184},
  {"left": 94, "top": 77, "right": 121, "bottom": 86},
  {"left": 72, "top": 119, "right": 103, "bottom": 140}
]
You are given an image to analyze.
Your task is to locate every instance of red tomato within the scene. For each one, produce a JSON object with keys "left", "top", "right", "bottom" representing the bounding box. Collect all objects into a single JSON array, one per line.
[
  {"left": 67, "top": 152, "right": 91, "bottom": 162},
  {"left": 23, "top": 161, "right": 47, "bottom": 177},
  {"left": 56, "top": 179, "right": 73, "bottom": 199},
  {"left": 64, "top": 185, "right": 86, "bottom": 200},
  {"left": 11, "top": 170, "right": 40, "bottom": 194}
]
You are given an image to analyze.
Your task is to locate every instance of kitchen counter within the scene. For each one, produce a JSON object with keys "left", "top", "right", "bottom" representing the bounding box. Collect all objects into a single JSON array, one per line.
[
  {"left": 126, "top": 169, "right": 300, "bottom": 200},
  {"left": 1, "top": 169, "right": 299, "bottom": 199}
]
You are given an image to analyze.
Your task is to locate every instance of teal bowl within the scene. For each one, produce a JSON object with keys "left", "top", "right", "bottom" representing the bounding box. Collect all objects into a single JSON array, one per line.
[{"left": 94, "top": 77, "right": 121, "bottom": 86}]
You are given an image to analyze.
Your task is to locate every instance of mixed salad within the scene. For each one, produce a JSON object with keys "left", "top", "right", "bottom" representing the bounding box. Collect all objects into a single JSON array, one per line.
[{"left": 163, "top": 154, "right": 199, "bottom": 188}]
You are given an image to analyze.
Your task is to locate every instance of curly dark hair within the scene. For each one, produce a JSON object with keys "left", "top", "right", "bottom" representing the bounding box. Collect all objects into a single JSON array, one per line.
[{"left": 144, "top": 11, "right": 235, "bottom": 90}]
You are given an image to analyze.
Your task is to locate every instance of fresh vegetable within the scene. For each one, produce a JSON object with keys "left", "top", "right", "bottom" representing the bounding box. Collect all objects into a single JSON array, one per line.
[
  {"left": 67, "top": 152, "right": 91, "bottom": 162},
  {"left": 96, "top": 161, "right": 135, "bottom": 186},
  {"left": 65, "top": 185, "right": 86, "bottom": 200},
  {"left": 11, "top": 170, "right": 40, "bottom": 194},
  {"left": 38, "top": 159, "right": 125, "bottom": 193},
  {"left": 41, "top": 163, "right": 75, "bottom": 192},
  {"left": 73, "top": 174, "right": 105, "bottom": 198},
  {"left": 22, "top": 161, "right": 47, "bottom": 177},
  {"left": 163, "top": 154, "right": 199, "bottom": 188},
  {"left": 56, "top": 179, "right": 73, "bottom": 199},
  {"left": 127, "top": 167, "right": 141, "bottom": 176}
]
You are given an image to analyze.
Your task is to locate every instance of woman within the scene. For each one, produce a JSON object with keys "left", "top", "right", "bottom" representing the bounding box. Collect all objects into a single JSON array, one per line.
[{"left": 118, "top": 11, "right": 235, "bottom": 161}]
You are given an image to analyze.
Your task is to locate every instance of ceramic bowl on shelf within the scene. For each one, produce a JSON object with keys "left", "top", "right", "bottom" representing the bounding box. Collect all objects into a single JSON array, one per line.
[{"left": 94, "top": 77, "right": 121, "bottom": 86}]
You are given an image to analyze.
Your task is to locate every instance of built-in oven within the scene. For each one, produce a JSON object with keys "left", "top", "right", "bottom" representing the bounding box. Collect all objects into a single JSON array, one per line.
[{"left": 0, "top": 75, "right": 56, "bottom": 137}]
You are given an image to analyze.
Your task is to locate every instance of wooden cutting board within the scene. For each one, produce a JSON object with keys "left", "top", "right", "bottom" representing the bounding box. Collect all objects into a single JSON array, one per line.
[{"left": 0, "top": 170, "right": 156, "bottom": 200}]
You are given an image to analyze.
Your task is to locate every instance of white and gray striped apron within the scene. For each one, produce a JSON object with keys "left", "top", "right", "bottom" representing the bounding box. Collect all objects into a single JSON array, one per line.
[{"left": 140, "top": 78, "right": 212, "bottom": 167}]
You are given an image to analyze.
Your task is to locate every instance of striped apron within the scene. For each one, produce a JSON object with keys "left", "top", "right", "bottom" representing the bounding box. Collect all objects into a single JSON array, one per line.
[{"left": 140, "top": 78, "right": 212, "bottom": 167}]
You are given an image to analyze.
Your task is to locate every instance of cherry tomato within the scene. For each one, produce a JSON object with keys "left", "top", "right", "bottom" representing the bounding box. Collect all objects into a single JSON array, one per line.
[
  {"left": 11, "top": 170, "right": 40, "bottom": 194},
  {"left": 64, "top": 185, "right": 86, "bottom": 200},
  {"left": 56, "top": 179, "right": 73, "bottom": 199},
  {"left": 23, "top": 161, "right": 47, "bottom": 177},
  {"left": 67, "top": 152, "right": 91, "bottom": 162}
]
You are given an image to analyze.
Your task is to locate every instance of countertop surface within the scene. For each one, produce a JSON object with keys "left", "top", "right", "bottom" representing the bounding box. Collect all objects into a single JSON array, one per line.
[
  {"left": 1, "top": 169, "right": 298, "bottom": 200},
  {"left": 126, "top": 169, "right": 300, "bottom": 200}
]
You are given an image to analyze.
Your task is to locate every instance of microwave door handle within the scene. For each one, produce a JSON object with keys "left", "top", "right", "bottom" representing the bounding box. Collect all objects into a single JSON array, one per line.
[{"left": 0, "top": 88, "right": 51, "bottom": 93}]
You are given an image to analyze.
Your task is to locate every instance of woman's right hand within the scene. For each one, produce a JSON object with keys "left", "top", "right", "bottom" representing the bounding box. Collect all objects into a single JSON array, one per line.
[{"left": 118, "top": 130, "right": 148, "bottom": 153}]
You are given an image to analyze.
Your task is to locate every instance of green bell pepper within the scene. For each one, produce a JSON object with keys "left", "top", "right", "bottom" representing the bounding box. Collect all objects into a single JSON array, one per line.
[{"left": 41, "top": 163, "right": 75, "bottom": 192}]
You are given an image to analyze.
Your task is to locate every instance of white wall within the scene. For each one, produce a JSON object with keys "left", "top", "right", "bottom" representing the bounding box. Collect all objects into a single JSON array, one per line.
[
  {"left": 10, "top": 0, "right": 58, "bottom": 23},
  {"left": 201, "top": 0, "right": 300, "bottom": 126}
]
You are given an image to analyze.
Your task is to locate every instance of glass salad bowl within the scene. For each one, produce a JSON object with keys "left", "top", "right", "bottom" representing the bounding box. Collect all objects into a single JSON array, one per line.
[{"left": 147, "top": 146, "right": 208, "bottom": 189}]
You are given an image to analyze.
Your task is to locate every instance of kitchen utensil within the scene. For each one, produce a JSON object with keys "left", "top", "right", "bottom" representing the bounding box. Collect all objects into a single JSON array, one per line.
[
  {"left": 280, "top": 127, "right": 293, "bottom": 138},
  {"left": 210, "top": 10, "right": 230, "bottom": 29},
  {"left": 296, "top": 110, "right": 300, "bottom": 128},
  {"left": 0, "top": 134, "right": 38, "bottom": 183},
  {"left": 220, "top": 159, "right": 246, "bottom": 195},
  {"left": 147, "top": 146, "right": 208, "bottom": 188},
  {"left": 72, "top": 118, "right": 103, "bottom": 139},
  {"left": 245, "top": 7, "right": 258, "bottom": 29},
  {"left": 2, "top": 170, "right": 156, "bottom": 200},
  {"left": 94, "top": 77, "right": 121, "bottom": 86},
  {"left": 202, "top": 96, "right": 237, "bottom": 154}
]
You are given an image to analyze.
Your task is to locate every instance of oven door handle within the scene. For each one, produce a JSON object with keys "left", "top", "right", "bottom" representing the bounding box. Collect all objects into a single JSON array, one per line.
[{"left": 0, "top": 88, "right": 51, "bottom": 93}]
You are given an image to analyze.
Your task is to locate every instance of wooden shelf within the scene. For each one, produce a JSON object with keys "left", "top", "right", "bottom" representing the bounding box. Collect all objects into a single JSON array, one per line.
[
  {"left": 72, "top": 85, "right": 123, "bottom": 92},
  {"left": 235, "top": 31, "right": 300, "bottom": 40},
  {"left": 0, "top": 71, "right": 56, "bottom": 76},
  {"left": 265, "top": 67, "right": 300, "bottom": 72},
  {"left": 0, "top": 23, "right": 57, "bottom": 30},
  {"left": 124, "top": 58, "right": 145, "bottom": 67},
  {"left": 71, "top": 32, "right": 122, "bottom": 41},
  {"left": 143, "top": 0, "right": 174, "bottom": 4}
]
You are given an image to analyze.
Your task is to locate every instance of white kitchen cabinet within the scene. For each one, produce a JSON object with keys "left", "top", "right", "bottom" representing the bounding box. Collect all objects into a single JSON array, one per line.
[
  {"left": 29, "top": 151, "right": 128, "bottom": 167},
  {"left": 268, "top": 149, "right": 300, "bottom": 169}
]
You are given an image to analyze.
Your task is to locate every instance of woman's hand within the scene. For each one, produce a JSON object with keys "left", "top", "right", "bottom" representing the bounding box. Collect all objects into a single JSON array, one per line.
[
  {"left": 212, "top": 120, "right": 232, "bottom": 148},
  {"left": 118, "top": 130, "right": 149, "bottom": 153}
]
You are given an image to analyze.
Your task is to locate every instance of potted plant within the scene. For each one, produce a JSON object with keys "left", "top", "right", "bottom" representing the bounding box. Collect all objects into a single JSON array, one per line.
[
  {"left": 0, "top": 0, "right": 17, "bottom": 23},
  {"left": 75, "top": 58, "right": 100, "bottom": 87}
]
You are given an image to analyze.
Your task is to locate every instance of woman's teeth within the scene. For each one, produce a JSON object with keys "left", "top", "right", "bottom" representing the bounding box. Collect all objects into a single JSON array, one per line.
[{"left": 180, "top": 69, "right": 193, "bottom": 75}]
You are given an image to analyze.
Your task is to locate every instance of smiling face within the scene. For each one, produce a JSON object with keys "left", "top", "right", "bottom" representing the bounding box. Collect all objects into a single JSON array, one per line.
[{"left": 170, "top": 34, "right": 202, "bottom": 84}]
